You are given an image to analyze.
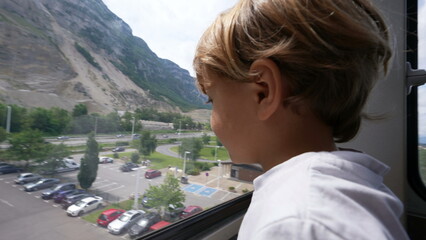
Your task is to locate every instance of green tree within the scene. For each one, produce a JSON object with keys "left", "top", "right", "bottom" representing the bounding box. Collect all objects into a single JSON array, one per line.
[
  {"left": 78, "top": 132, "right": 99, "bottom": 189},
  {"left": 0, "top": 127, "right": 7, "bottom": 142},
  {"left": 179, "top": 138, "right": 203, "bottom": 161},
  {"left": 131, "top": 152, "right": 140, "bottom": 163},
  {"left": 7, "top": 129, "right": 49, "bottom": 168},
  {"left": 216, "top": 138, "right": 223, "bottom": 147},
  {"left": 143, "top": 174, "right": 185, "bottom": 217},
  {"left": 72, "top": 103, "right": 88, "bottom": 117},
  {"left": 0, "top": 104, "right": 27, "bottom": 133},
  {"left": 139, "top": 131, "right": 157, "bottom": 159},
  {"left": 27, "top": 107, "right": 51, "bottom": 133},
  {"left": 41, "top": 144, "right": 71, "bottom": 176},
  {"left": 201, "top": 132, "right": 210, "bottom": 144},
  {"left": 49, "top": 107, "right": 71, "bottom": 135}
]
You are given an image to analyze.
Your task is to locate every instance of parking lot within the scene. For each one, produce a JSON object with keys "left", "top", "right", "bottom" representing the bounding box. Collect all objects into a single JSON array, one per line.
[{"left": 0, "top": 152, "right": 252, "bottom": 239}]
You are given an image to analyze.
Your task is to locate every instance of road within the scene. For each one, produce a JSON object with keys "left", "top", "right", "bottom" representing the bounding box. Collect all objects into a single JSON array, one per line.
[{"left": 46, "top": 132, "right": 206, "bottom": 146}]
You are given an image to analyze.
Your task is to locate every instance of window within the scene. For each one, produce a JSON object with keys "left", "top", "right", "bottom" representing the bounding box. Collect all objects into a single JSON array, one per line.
[
  {"left": 0, "top": 1, "right": 253, "bottom": 239},
  {"left": 419, "top": 1, "right": 426, "bottom": 187}
]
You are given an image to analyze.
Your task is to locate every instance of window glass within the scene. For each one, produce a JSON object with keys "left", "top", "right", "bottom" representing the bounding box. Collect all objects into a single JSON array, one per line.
[
  {"left": 419, "top": 0, "right": 426, "bottom": 185},
  {"left": 0, "top": 1, "right": 260, "bottom": 239}
]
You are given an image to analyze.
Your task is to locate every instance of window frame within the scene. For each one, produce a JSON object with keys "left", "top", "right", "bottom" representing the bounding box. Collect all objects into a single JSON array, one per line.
[
  {"left": 407, "top": 0, "right": 426, "bottom": 201},
  {"left": 140, "top": 192, "right": 252, "bottom": 240}
]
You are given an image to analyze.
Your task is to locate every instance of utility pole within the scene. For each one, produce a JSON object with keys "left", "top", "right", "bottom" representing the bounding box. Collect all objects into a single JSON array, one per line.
[
  {"left": 131, "top": 117, "right": 135, "bottom": 139},
  {"left": 183, "top": 151, "right": 190, "bottom": 176},
  {"left": 6, "top": 106, "right": 11, "bottom": 133},
  {"left": 94, "top": 116, "right": 98, "bottom": 137}
]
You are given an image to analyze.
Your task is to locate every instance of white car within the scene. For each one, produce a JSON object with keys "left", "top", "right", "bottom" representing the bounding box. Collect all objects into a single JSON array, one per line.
[
  {"left": 66, "top": 196, "right": 103, "bottom": 217},
  {"left": 108, "top": 210, "right": 145, "bottom": 234},
  {"left": 99, "top": 157, "right": 114, "bottom": 164}
]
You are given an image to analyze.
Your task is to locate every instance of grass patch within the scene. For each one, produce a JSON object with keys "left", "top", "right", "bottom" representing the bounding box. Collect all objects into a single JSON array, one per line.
[
  {"left": 170, "top": 146, "right": 230, "bottom": 161},
  {"left": 106, "top": 151, "right": 183, "bottom": 169},
  {"left": 82, "top": 199, "right": 136, "bottom": 224}
]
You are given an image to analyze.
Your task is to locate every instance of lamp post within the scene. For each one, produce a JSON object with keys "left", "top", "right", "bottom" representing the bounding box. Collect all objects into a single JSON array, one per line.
[
  {"left": 94, "top": 116, "right": 98, "bottom": 138},
  {"left": 133, "top": 166, "right": 146, "bottom": 210},
  {"left": 214, "top": 146, "right": 219, "bottom": 162},
  {"left": 131, "top": 117, "right": 135, "bottom": 140},
  {"left": 183, "top": 151, "right": 190, "bottom": 176},
  {"left": 6, "top": 106, "right": 11, "bottom": 133},
  {"left": 217, "top": 159, "right": 222, "bottom": 188}
]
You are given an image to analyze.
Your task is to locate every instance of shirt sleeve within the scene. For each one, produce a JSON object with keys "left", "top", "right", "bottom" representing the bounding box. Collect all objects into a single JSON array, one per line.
[{"left": 250, "top": 218, "right": 346, "bottom": 240}]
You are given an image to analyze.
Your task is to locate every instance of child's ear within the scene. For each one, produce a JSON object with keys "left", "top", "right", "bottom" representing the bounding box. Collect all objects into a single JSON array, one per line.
[{"left": 249, "top": 58, "right": 285, "bottom": 121}]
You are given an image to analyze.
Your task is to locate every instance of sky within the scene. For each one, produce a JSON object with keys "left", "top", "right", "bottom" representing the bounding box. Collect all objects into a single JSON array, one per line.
[
  {"left": 102, "top": 0, "right": 237, "bottom": 76},
  {"left": 103, "top": 0, "right": 426, "bottom": 138}
]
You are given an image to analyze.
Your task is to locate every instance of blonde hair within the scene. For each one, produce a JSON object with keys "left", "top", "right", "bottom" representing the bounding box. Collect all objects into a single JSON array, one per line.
[{"left": 194, "top": 0, "right": 392, "bottom": 143}]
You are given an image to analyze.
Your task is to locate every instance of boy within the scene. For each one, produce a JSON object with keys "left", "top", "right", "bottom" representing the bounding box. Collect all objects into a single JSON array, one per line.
[{"left": 193, "top": 0, "right": 409, "bottom": 239}]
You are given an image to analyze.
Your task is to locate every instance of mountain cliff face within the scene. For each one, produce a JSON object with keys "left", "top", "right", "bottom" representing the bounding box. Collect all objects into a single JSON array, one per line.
[{"left": 0, "top": 0, "right": 207, "bottom": 113}]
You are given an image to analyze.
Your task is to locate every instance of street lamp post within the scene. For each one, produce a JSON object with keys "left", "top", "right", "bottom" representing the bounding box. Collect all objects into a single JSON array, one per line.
[
  {"left": 6, "top": 106, "right": 11, "bottom": 133},
  {"left": 133, "top": 166, "right": 146, "bottom": 210},
  {"left": 214, "top": 146, "right": 219, "bottom": 162},
  {"left": 217, "top": 159, "right": 222, "bottom": 188},
  {"left": 131, "top": 117, "right": 135, "bottom": 140},
  {"left": 183, "top": 151, "right": 190, "bottom": 176},
  {"left": 94, "top": 116, "right": 98, "bottom": 137}
]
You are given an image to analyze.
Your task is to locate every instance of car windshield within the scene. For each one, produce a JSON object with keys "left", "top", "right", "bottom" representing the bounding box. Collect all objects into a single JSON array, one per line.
[
  {"left": 98, "top": 214, "right": 107, "bottom": 221},
  {"left": 118, "top": 214, "right": 130, "bottom": 222},
  {"left": 75, "top": 201, "right": 86, "bottom": 207}
]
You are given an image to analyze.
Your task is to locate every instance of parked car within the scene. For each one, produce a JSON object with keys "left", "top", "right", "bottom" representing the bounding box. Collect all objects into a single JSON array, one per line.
[
  {"left": 149, "top": 221, "right": 171, "bottom": 231},
  {"left": 97, "top": 208, "right": 126, "bottom": 227},
  {"left": 132, "top": 134, "right": 141, "bottom": 140},
  {"left": 66, "top": 196, "right": 103, "bottom": 217},
  {"left": 164, "top": 203, "right": 185, "bottom": 221},
  {"left": 107, "top": 210, "right": 145, "bottom": 235},
  {"left": 0, "top": 162, "right": 9, "bottom": 167},
  {"left": 116, "top": 134, "right": 125, "bottom": 138},
  {"left": 112, "top": 147, "right": 125, "bottom": 152},
  {"left": 41, "top": 183, "right": 76, "bottom": 200},
  {"left": 144, "top": 169, "right": 161, "bottom": 179},
  {"left": 128, "top": 212, "right": 161, "bottom": 238},
  {"left": 39, "top": 158, "right": 80, "bottom": 174},
  {"left": 14, "top": 173, "right": 42, "bottom": 184},
  {"left": 120, "top": 162, "right": 139, "bottom": 172},
  {"left": 53, "top": 189, "right": 86, "bottom": 203},
  {"left": 180, "top": 205, "right": 203, "bottom": 219},
  {"left": 99, "top": 157, "right": 114, "bottom": 164},
  {"left": 61, "top": 193, "right": 94, "bottom": 209},
  {"left": 57, "top": 136, "right": 70, "bottom": 140},
  {"left": 24, "top": 178, "right": 60, "bottom": 192},
  {"left": 0, "top": 164, "right": 23, "bottom": 175}
]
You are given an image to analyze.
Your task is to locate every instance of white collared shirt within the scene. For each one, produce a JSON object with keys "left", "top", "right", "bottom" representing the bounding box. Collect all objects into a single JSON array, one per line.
[{"left": 238, "top": 151, "right": 410, "bottom": 240}]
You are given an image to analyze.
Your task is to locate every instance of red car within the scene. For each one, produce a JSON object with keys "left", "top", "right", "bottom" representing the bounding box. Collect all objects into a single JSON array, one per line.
[
  {"left": 149, "top": 221, "right": 171, "bottom": 231},
  {"left": 145, "top": 169, "right": 161, "bottom": 179},
  {"left": 97, "top": 208, "right": 126, "bottom": 227},
  {"left": 179, "top": 205, "right": 203, "bottom": 219}
]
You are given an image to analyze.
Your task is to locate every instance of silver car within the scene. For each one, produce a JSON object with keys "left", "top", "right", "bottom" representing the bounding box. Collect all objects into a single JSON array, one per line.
[
  {"left": 24, "top": 178, "right": 60, "bottom": 192},
  {"left": 107, "top": 210, "right": 145, "bottom": 234},
  {"left": 15, "top": 173, "right": 42, "bottom": 184}
]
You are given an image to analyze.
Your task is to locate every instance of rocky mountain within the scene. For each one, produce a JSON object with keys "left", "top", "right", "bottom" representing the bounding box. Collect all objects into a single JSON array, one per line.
[{"left": 0, "top": 0, "right": 207, "bottom": 114}]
